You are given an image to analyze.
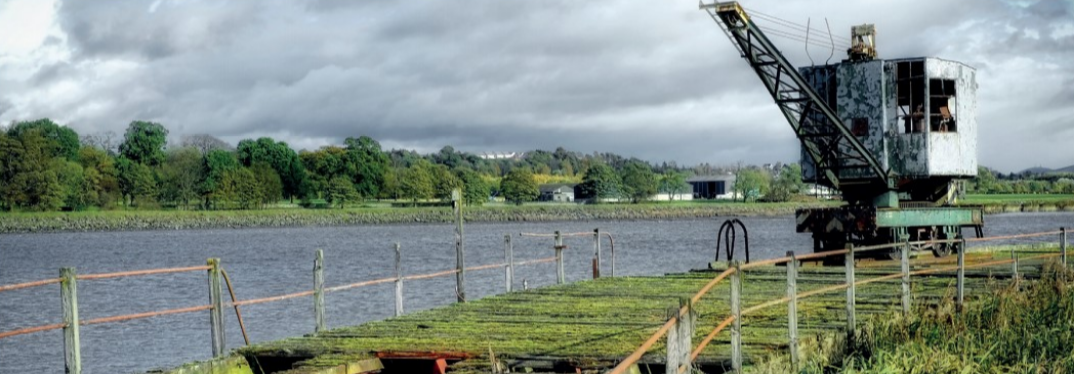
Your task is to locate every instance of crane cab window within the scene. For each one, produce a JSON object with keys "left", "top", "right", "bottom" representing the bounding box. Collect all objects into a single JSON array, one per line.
[
  {"left": 896, "top": 61, "right": 925, "bottom": 134},
  {"left": 929, "top": 79, "right": 957, "bottom": 132}
]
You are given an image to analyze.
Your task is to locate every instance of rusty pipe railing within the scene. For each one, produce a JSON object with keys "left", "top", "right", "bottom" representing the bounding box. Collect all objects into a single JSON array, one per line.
[{"left": 608, "top": 228, "right": 1068, "bottom": 374}]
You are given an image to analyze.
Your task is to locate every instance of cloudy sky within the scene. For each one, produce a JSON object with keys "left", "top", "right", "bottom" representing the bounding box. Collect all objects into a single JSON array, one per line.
[{"left": 1, "top": 0, "right": 1071, "bottom": 172}]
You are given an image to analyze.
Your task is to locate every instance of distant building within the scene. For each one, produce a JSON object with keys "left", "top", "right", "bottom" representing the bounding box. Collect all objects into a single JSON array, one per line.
[
  {"left": 688, "top": 175, "right": 737, "bottom": 200},
  {"left": 652, "top": 192, "right": 694, "bottom": 201},
  {"left": 538, "top": 183, "right": 577, "bottom": 202},
  {"left": 479, "top": 152, "right": 525, "bottom": 160}
]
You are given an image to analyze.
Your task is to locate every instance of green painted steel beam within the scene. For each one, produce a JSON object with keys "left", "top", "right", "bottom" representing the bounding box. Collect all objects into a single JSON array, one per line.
[{"left": 876, "top": 208, "right": 983, "bottom": 228}]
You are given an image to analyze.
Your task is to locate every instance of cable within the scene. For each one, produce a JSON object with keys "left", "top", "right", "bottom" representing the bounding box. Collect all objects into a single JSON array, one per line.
[
  {"left": 758, "top": 26, "right": 849, "bottom": 50},
  {"left": 745, "top": 7, "right": 852, "bottom": 44}
]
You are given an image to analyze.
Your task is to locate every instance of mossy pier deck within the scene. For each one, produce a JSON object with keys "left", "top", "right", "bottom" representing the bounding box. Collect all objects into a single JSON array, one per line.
[{"left": 192, "top": 249, "right": 1057, "bottom": 374}]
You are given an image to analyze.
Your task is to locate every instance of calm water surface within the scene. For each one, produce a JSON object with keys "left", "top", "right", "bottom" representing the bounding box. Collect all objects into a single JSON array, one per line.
[{"left": 1, "top": 212, "right": 1071, "bottom": 373}]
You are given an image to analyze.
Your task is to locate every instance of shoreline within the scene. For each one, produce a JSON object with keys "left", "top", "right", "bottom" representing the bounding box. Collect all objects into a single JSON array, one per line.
[{"left": 1, "top": 201, "right": 1070, "bottom": 233}]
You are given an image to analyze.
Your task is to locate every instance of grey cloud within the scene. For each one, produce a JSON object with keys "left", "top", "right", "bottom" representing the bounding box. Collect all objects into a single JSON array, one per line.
[
  {"left": 57, "top": 0, "right": 261, "bottom": 60},
  {"left": 4, "top": 0, "right": 1071, "bottom": 173}
]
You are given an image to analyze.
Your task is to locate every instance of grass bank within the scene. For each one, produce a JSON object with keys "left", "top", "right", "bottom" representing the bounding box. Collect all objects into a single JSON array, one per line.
[
  {"left": 0, "top": 201, "right": 839, "bottom": 233},
  {"left": 748, "top": 261, "right": 1074, "bottom": 373},
  {"left": 961, "top": 193, "right": 1074, "bottom": 213}
]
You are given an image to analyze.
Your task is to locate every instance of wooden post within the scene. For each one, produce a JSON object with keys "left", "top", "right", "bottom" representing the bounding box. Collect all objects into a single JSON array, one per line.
[
  {"left": 314, "top": 250, "right": 326, "bottom": 332},
  {"left": 504, "top": 235, "right": 514, "bottom": 292},
  {"left": 609, "top": 234, "right": 616, "bottom": 277},
  {"left": 666, "top": 299, "right": 695, "bottom": 374},
  {"left": 1011, "top": 247, "right": 1019, "bottom": 282},
  {"left": 207, "top": 258, "right": 225, "bottom": 357},
  {"left": 593, "top": 228, "right": 601, "bottom": 279},
  {"left": 845, "top": 244, "right": 855, "bottom": 345},
  {"left": 957, "top": 238, "right": 965, "bottom": 312},
  {"left": 730, "top": 261, "right": 742, "bottom": 374},
  {"left": 786, "top": 251, "right": 798, "bottom": 371},
  {"left": 901, "top": 241, "right": 911, "bottom": 315},
  {"left": 453, "top": 189, "right": 465, "bottom": 302},
  {"left": 395, "top": 243, "right": 404, "bottom": 317},
  {"left": 1061, "top": 227, "right": 1067, "bottom": 269},
  {"left": 555, "top": 231, "right": 565, "bottom": 285},
  {"left": 60, "top": 267, "right": 81, "bottom": 374}
]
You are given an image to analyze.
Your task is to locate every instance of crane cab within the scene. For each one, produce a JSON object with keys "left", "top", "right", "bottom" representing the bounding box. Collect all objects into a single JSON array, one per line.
[{"left": 799, "top": 57, "right": 978, "bottom": 204}]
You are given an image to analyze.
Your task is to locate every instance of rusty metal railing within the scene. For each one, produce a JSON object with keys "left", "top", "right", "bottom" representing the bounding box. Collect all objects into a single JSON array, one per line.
[
  {"left": 607, "top": 226, "right": 1069, "bottom": 374},
  {"left": 0, "top": 233, "right": 577, "bottom": 374},
  {"left": 520, "top": 228, "right": 617, "bottom": 277}
]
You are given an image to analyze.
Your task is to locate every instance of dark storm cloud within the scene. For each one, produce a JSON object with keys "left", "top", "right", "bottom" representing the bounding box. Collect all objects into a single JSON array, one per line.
[
  {"left": 57, "top": 0, "right": 260, "bottom": 60},
  {"left": 6, "top": 0, "right": 1072, "bottom": 171}
]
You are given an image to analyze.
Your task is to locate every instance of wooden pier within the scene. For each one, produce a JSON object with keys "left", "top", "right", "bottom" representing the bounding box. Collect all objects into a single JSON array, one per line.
[{"left": 223, "top": 249, "right": 1059, "bottom": 374}]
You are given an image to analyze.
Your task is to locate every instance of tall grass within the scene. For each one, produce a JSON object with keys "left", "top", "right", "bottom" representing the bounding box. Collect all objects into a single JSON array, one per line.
[{"left": 748, "top": 261, "right": 1074, "bottom": 373}]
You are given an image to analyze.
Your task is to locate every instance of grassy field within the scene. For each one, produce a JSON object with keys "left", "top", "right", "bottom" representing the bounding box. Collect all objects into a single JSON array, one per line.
[
  {"left": 962, "top": 193, "right": 1074, "bottom": 204},
  {"left": 747, "top": 261, "right": 1074, "bottom": 374}
]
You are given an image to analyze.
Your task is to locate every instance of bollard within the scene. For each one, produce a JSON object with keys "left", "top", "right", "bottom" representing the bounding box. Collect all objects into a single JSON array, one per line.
[
  {"left": 845, "top": 244, "right": 856, "bottom": 345},
  {"left": 901, "top": 241, "right": 911, "bottom": 315},
  {"left": 207, "top": 258, "right": 225, "bottom": 357},
  {"left": 555, "top": 231, "right": 566, "bottom": 284},
  {"left": 395, "top": 244, "right": 404, "bottom": 317},
  {"left": 60, "top": 267, "right": 81, "bottom": 374},
  {"left": 957, "top": 238, "right": 965, "bottom": 312},
  {"left": 1062, "top": 227, "right": 1067, "bottom": 269},
  {"left": 786, "top": 251, "right": 798, "bottom": 371},
  {"left": 314, "top": 250, "right": 326, "bottom": 332},
  {"left": 730, "top": 261, "right": 742, "bottom": 374},
  {"left": 504, "top": 235, "right": 514, "bottom": 292}
]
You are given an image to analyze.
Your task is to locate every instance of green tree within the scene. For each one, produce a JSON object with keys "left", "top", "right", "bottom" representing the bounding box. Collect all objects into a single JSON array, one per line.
[
  {"left": 734, "top": 168, "right": 771, "bottom": 202},
  {"left": 457, "top": 168, "right": 489, "bottom": 206},
  {"left": 1055, "top": 179, "right": 1074, "bottom": 194},
  {"left": 79, "top": 146, "right": 120, "bottom": 208},
  {"left": 300, "top": 146, "right": 350, "bottom": 199},
  {"left": 237, "top": 137, "right": 307, "bottom": 201},
  {"left": 399, "top": 163, "right": 435, "bottom": 203},
  {"left": 620, "top": 162, "right": 658, "bottom": 203},
  {"left": 973, "top": 166, "right": 998, "bottom": 193},
  {"left": 767, "top": 164, "right": 804, "bottom": 202},
  {"left": 344, "top": 136, "right": 390, "bottom": 199},
  {"left": 326, "top": 176, "right": 359, "bottom": 209},
  {"left": 578, "top": 163, "right": 620, "bottom": 202},
  {"left": 7, "top": 118, "right": 80, "bottom": 161},
  {"left": 0, "top": 129, "right": 64, "bottom": 210},
  {"left": 217, "top": 167, "right": 260, "bottom": 209},
  {"left": 158, "top": 147, "right": 204, "bottom": 208},
  {"left": 500, "top": 168, "right": 539, "bottom": 205},
  {"left": 119, "top": 121, "right": 169, "bottom": 166},
  {"left": 250, "top": 161, "right": 283, "bottom": 207},
  {"left": 432, "top": 165, "right": 463, "bottom": 201},
  {"left": 658, "top": 170, "right": 689, "bottom": 201},
  {"left": 202, "top": 149, "right": 240, "bottom": 208},
  {"left": 379, "top": 168, "right": 402, "bottom": 200},
  {"left": 55, "top": 160, "right": 94, "bottom": 210},
  {"left": 116, "top": 157, "right": 158, "bottom": 206}
]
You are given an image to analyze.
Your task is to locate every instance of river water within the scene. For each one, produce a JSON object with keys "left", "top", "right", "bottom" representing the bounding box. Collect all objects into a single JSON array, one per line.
[{"left": 1, "top": 212, "right": 1071, "bottom": 373}]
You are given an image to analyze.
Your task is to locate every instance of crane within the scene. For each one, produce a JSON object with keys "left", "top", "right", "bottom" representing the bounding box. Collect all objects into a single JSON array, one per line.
[{"left": 700, "top": 1, "right": 983, "bottom": 257}]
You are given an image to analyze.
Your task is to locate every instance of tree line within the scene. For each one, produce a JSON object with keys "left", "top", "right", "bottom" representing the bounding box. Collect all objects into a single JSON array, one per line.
[
  {"left": 970, "top": 167, "right": 1074, "bottom": 195},
  {"left": 1, "top": 118, "right": 741, "bottom": 212}
]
